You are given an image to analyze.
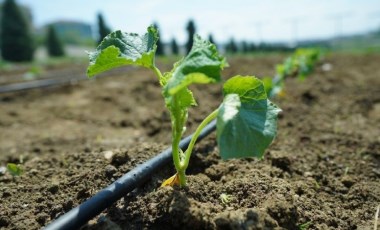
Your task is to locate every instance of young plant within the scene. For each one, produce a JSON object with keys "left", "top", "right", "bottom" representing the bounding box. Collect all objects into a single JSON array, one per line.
[
  {"left": 265, "top": 48, "right": 322, "bottom": 96},
  {"left": 6, "top": 163, "right": 22, "bottom": 177},
  {"left": 87, "top": 26, "right": 281, "bottom": 187}
]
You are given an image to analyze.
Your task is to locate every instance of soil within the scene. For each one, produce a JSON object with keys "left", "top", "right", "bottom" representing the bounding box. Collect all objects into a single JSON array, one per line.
[{"left": 0, "top": 53, "right": 379, "bottom": 230}]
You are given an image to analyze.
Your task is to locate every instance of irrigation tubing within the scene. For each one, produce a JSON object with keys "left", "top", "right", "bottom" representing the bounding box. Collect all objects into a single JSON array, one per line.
[
  {"left": 44, "top": 119, "right": 217, "bottom": 230},
  {"left": 0, "top": 75, "right": 88, "bottom": 94},
  {"left": 0, "top": 66, "right": 134, "bottom": 94}
]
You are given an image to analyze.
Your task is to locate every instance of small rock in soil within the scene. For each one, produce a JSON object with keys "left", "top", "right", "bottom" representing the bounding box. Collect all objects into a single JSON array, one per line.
[
  {"left": 111, "top": 151, "right": 130, "bottom": 166},
  {"left": 271, "top": 155, "right": 292, "bottom": 173},
  {"left": 35, "top": 213, "right": 49, "bottom": 225},
  {"left": 105, "top": 165, "right": 117, "bottom": 177},
  {"left": 63, "top": 198, "right": 74, "bottom": 211},
  {"left": 48, "top": 184, "right": 59, "bottom": 194},
  {"left": 341, "top": 176, "right": 356, "bottom": 188},
  {"left": 29, "top": 168, "right": 39, "bottom": 175},
  {"left": 103, "top": 151, "right": 115, "bottom": 160},
  {"left": 0, "top": 166, "right": 6, "bottom": 175},
  {"left": 2, "top": 190, "right": 12, "bottom": 198},
  {"left": 0, "top": 215, "right": 10, "bottom": 227}
]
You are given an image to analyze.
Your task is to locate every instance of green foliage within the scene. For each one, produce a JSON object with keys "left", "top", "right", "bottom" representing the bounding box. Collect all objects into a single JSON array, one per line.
[
  {"left": 46, "top": 25, "right": 65, "bottom": 57},
  {"left": 0, "top": 0, "right": 34, "bottom": 62},
  {"left": 295, "top": 48, "right": 322, "bottom": 80},
  {"left": 87, "top": 26, "right": 280, "bottom": 187},
  {"left": 185, "top": 20, "right": 196, "bottom": 54},
  {"left": 217, "top": 76, "right": 281, "bottom": 159},
  {"left": 7, "top": 163, "right": 22, "bottom": 177},
  {"left": 298, "top": 221, "right": 312, "bottom": 230},
  {"left": 97, "top": 12, "right": 111, "bottom": 45},
  {"left": 87, "top": 26, "right": 158, "bottom": 76},
  {"left": 265, "top": 48, "right": 322, "bottom": 96},
  {"left": 164, "top": 35, "right": 226, "bottom": 97},
  {"left": 262, "top": 77, "right": 273, "bottom": 95}
]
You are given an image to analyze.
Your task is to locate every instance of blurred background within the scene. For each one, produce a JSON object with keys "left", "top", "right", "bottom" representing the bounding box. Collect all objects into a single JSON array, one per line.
[{"left": 0, "top": 0, "right": 380, "bottom": 64}]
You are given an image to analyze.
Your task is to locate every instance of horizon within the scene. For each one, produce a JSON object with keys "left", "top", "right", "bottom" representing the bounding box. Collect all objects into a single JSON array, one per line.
[{"left": 12, "top": 0, "right": 380, "bottom": 44}]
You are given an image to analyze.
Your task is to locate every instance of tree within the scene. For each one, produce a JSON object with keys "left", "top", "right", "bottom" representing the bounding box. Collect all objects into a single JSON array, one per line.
[
  {"left": 249, "top": 42, "right": 257, "bottom": 52},
  {"left": 208, "top": 34, "right": 215, "bottom": 44},
  {"left": 0, "top": 0, "right": 34, "bottom": 62},
  {"left": 153, "top": 23, "right": 164, "bottom": 56},
  {"left": 171, "top": 38, "right": 179, "bottom": 55},
  {"left": 225, "top": 38, "right": 238, "bottom": 54},
  {"left": 208, "top": 34, "right": 217, "bottom": 49},
  {"left": 46, "top": 25, "right": 65, "bottom": 57},
  {"left": 185, "top": 20, "right": 196, "bottom": 54},
  {"left": 241, "top": 41, "right": 249, "bottom": 53},
  {"left": 97, "top": 12, "right": 111, "bottom": 44}
]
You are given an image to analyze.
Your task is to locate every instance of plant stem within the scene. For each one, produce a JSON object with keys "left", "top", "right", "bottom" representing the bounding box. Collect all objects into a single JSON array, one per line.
[
  {"left": 180, "top": 108, "right": 219, "bottom": 170},
  {"left": 171, "top": 96, "right": 183, "bottom": 173},
  {"left": 151, "top": 66, "right": 164, "bottom": 86},
  {"left": 150, "top": 64, "right": 188, "bottom": 185}
]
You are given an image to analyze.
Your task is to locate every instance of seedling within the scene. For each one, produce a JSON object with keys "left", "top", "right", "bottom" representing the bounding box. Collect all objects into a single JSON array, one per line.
[
  {"left": 219, "top": 193, "right": 234, "bottom": 205},
  {"left": 6, "top": 163, "right": 22, "bottom": 177},
  {"left": 298, "top": 221, "right": 312, "bottom": 230},
  {"left": 87, "top": 26, "right": 281, "bottom": 186},
  {"left": 265, "top": 48, "right": 321, "bottom": 97}
]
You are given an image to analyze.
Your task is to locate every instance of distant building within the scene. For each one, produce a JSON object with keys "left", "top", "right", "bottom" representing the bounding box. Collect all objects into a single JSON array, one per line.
[{"left": 46, "top": 20, "right": 94, "bottom": 45}]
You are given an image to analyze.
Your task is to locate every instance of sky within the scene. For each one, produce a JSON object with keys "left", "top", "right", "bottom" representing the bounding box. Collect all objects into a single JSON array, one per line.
[{"left": 16, "top": 0, "right": 380, "bottom": 44}]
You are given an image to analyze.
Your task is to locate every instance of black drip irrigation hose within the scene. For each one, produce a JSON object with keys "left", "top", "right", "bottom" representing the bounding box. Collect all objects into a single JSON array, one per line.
[
  {"left": 0, "top": 76, "right": 87, "bottom": 94},
  {"left": 0, "top": 66, "right": 134, "bottom": 94},
  {"left": 44, "top": 119, "right": 217, "bottom": 230}
]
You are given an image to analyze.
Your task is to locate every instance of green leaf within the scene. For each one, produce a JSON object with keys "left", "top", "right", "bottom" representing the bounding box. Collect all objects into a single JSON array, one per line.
[
  {"left": 262, "top": 77, "right": 273, "bottom": 95},
  {"left": 87, "top": 25, "right": 158, "bottom": 77},
  {"left": 223, "top": 75, "right": 267, "bottom": 102},
  {"left": 175, "top": 88, "right": 197, "bottom": 109},
  {"left": 217, "top": 76, "right": 281, "bottom": 159},
  {"left": 7, "top": 163, "right": 22, "bottom": 176},
  {"left": 164, "top": 35, "right": 226, "bottom": 95}
]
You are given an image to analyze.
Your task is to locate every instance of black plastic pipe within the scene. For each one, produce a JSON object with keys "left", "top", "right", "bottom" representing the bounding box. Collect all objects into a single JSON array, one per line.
[
  {"left": 0, "top": 76, "right": 87, "bottom": 94},
  {"left": 44, "top": 119, "right": 217, "bottom": 230},
  {"left": 0, "top": 66, "right": 134, "bottom": 94}
]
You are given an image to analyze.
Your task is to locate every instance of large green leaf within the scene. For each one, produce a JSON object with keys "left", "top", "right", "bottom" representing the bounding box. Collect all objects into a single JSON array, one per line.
[
  {"left": 87, "top": 26, "right": 158, "bottom": 77},
  {"left": 163, "top": 35, "right": 226, "bottom": 111},
  {"left": 217, "top": 76, "right": 281, "bottom": 159},
  {"left": 164, "top": 35, "right": 226, "bottom": 95}
]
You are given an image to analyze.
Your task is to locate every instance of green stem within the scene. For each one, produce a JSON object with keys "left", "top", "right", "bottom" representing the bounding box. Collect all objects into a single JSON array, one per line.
[
  {"left": 171, "top": 95, "right": 190, "bottom": 186},
  {"left": 180, "top": 108, "right": 219, "bottom": 170},
  {"left": 150, "top": 64, "right": 187, "bottom": 185},
  {"left": 177, "top": 169, "right": 186, "bottom": 186},
  {"left": 151, "top": 66, "right": 164, "bottom": 86},
  {"left": 171, "top": 96, "right": 183, "bottom": 174}
]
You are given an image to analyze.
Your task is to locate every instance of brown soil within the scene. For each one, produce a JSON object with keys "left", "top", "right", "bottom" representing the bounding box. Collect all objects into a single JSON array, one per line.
[{"left": 1, "top": 54, "right": 379, "bottom": 230}]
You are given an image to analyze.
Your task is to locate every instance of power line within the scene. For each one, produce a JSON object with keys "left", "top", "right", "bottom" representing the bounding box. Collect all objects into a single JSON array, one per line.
[{"left": 328, "top": 12, "right": 352, "bottom": 38}]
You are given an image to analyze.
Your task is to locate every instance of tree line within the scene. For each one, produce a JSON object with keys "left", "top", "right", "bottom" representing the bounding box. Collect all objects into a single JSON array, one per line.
[{"left": 0, "top": 0, "right": 292, "bottom": 63}]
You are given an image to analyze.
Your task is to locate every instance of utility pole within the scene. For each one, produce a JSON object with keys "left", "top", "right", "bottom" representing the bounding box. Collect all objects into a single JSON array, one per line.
[
  {"left": 328, "top": 12, "right": 351, "bottom": 49},
  {"left": 286, "top": 17, "right": 303, "bottom": 48},
  {"left": 329, "top": 12, "right": 351, "bottom": 39},
  {"left": 254, "top": 22, "right": 263, "bottom": 44}
]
